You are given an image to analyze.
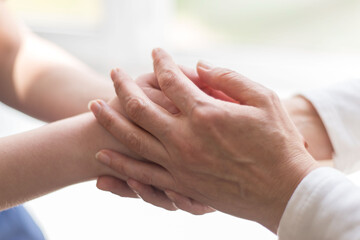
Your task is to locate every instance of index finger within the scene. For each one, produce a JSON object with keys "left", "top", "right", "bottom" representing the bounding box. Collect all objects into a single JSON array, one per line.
[
  {"left": 152, "top": 48, "right": 209, "bottom": 114},
  {"left": 111, "top": 68, "right": 172, "bottom": 139}
]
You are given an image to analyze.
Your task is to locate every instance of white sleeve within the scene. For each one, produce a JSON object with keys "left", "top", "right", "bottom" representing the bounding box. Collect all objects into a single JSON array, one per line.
[
  {"left": 278, "top": 167, "right": 360, "bottom": 240},
  {"left": 301, "top": 79, "right": 360, "bottom": 174}
]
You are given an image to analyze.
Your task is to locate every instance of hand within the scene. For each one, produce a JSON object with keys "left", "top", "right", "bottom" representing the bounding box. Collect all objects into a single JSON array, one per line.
[
  {"left": 118, "top": 68, "right": 332, "bottom": 162},
  {"left": 90, "top": 48, "right": 319, "bottom": 233},
  {"left": 93, "top": 73, "right": 214, "bottom": 215}
]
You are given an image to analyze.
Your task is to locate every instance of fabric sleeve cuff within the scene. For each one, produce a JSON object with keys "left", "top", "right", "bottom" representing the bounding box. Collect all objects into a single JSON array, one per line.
[
  {"left": 300, "top": 90, "right": 360, "bottom": 173},
  {"left": 278, "top": 167, "right": 359, "bottom": 240}
]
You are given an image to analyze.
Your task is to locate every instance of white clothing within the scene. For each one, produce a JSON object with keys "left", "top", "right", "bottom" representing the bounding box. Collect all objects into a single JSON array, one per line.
[
  {"left": 302, "top": 79, "right": 360, "bottom": 173},
  {"left": 278, "top": 79, "right": 360, "bottom": 239},
  {"left": 278, "top": 167, "right": 360, "bottom": 240}
]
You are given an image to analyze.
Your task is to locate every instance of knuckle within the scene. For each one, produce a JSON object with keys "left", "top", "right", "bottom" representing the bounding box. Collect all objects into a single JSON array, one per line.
[
  {"left": 125, "top": 97, "right": 146, "bottom": 121},
  {"left": 190, "top": 101, "right": 209, "bottom": 122},
  {"left": 112, "top": 160, "right": 126, "bottom": 175},
  {"left": 216, "top": 69, "right": 239, "bottom": 83},
  {"left": 102, "top": 112, "right": 116, "bottom": 130},
  {"left": 158, "top": 69, "right": 178, "bottom": 91},
  {"left": 270, "top": 91, "right": 280, "bottom": 103},
  {"left": 190, "top": 101, "right": 220, "bottom": 126},
  {"left": 162, "top": 126, "right": 180, "bottom": 145},
  {"left": 125, "top": 132, "right": 146, "bottom": 156},
  {"left": 139, "top": 172, "right": 153, "bottom": 186},
  {"left": 263, "top": 89, "right": 280, "bottom": 105}
]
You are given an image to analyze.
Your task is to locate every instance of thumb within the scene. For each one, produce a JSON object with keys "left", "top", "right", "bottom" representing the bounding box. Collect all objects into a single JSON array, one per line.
[{"left": 196, "top": 61, "right": 270, "bottom": 106}]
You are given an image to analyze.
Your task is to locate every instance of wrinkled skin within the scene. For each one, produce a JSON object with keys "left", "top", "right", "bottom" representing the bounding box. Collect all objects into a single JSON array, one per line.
[{"left": 91, "top": 49, "right": 319, "bottom": 233}]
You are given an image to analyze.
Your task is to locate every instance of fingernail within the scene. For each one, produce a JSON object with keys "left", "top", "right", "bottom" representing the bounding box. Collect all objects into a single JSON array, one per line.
[
  {"left": 197, "top": 60, "right": 214, "bottom": 70},
  {"left": 111, "top": 68, "right": 121, "bottom": 80},
  {"left": 88, "top": 100, "right": 102, "bottom": 116},
  {"left": 96, "top": 151, "right": 111, "bottom": 166}
]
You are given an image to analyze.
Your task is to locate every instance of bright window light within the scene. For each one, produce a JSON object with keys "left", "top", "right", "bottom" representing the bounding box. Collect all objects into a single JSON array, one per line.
[
  {"left": 7, "top": 0, "right": 103, "bottom": 28},
  {"left": 175, "top": 0, "right": 360, "bottom": 53}
]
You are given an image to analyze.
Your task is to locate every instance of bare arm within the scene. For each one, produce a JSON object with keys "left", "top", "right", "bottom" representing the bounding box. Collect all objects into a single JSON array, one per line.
[
  {"left": 284, "top": 96, "right": 334, "bottom": 161},
  {"left": 0, "top": 1, "right": 335, "bottom": 161},
  {"left": 0, "top": 2, "right": 134, "bottom": 211},
  {"left": 0, "top": 113, "right": 137, "bottom": 210},
  {"left": 0, "top": 2, "right": 213, "bottom": 214},
  {"left": 93, "top": 64, "right": 336, "bottom": 215},
  {"left": 90, "top": 49, "right": 319, "bottom": 233},
  {"left": 0, "top": 1, "right": 113, "bottom": 121}
]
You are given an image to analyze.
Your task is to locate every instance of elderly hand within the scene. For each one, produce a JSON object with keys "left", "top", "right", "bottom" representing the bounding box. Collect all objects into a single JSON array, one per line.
[
  {"left": 93, "top": 72, "right": 214, "bottom": 215},
  {"left": 90, "top": 48, "right": 319, "bottom": 233}
]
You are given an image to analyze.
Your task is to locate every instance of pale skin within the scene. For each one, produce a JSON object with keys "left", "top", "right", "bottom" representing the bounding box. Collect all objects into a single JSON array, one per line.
[
  {"left": 284, "top": 96, "right": 333, "bottom": 161},
  {"left": 0, "top": 1, "right": 211, "bottom": 213},
  {"left": 95, "top": 61, "right": 334, "bottom": 209},
  {"left": 89, "top": 48, "right": 326, "bottom": 233},
  {"left": 0, "top": 0, "right": 333, "bottom": 217}
]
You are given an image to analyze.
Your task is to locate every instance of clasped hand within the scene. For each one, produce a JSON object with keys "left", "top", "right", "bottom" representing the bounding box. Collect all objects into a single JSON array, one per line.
[{"left": 89, "top": 48, "right": 319, "bottom": 233}]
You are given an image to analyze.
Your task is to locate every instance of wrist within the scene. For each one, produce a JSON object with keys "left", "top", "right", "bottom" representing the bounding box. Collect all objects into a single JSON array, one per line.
[
  {"left": 272, "top": 151, "right": 320, "bottom": 233},
  {"left": 283, "top": 96, "right": 334, "bottom": 160},
  {"left": 73, "top": 113, "right": 135, "bottom": 180},
  {"left": 71, "top": 114, "right": 115, "bottom": 179}
]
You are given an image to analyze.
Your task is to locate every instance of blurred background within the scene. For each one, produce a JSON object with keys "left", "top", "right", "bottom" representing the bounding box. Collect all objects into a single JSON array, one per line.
[
  {"left": 5, "top": 0, "right": 360, "bottom": 95},
  {"left": 2, "top": 0, "right": 360, "bottom": 239}
]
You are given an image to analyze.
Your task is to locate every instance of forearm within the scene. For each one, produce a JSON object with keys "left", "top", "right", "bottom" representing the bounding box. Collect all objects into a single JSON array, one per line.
[
  {"left": 0, "top": 113, "right": 133, "bottom": 210},
  {"left": 0, "top": 2, "right": 114, "bottom": 121},
  {"left": 11, "top": 33, "right": 114, "bottom": 121},
  {"left": 0, "top": 1, "right": 23, "bottom": 106},
  {"left": 283, "top": 96, "right": 334, "bottom": 160}
]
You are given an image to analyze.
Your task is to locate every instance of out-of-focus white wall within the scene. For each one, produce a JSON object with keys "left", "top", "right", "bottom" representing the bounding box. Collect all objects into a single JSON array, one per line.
[
  {"left": 41, "top": 0, "right": 175, "bottom": 75},
  {"left": 9, "top": 0, "right": 175, "bottom": 75}
]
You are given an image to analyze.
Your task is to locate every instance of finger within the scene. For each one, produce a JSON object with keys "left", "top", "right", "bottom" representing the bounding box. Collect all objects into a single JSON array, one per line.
[
  {"left": 127, "top": 179, "right": 178, "bottom": 211},
  {"left": 136, "top": 67, "right": 227, "bottom": 113},
  {"left": 89, "top": 99, "right": 168, "bottom": 164},
  {"left": 96, "top": 176, "right": 139, "bottom": 198},
  {"left": 197, "top": 61, "right": 272, "bottom": 106},
  {"left": 136, "top": 73, "right": 160, "bottom": 89},
  {"left": 111, "top": 68, "right": 172, "bottom": 138},
  {"left": 136, "top": 69, "right": 200, "bottom": 90},
  {"left": 207, "top": 89, "right": 238, "bottom": 103},
  {"left": 178, "top": 65, "right": 204, "bottom": 89},
  {"left": 165, "top": 190, "right": 215, "bottom": 215},
  {"left": 95, "top": 150, "right": 175, "bottom": 190},
  {"left": 136, "top": 72, "right": 180, "bottom": 114},
  {"left": 180, "top": 65, "right": 237, "bottom": 103},
  {"left": 152, "top": 48, "right": 209, "bottom": 114},
  {"left": 141, "top": 88, "right": 179, "bottom": 114}
]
